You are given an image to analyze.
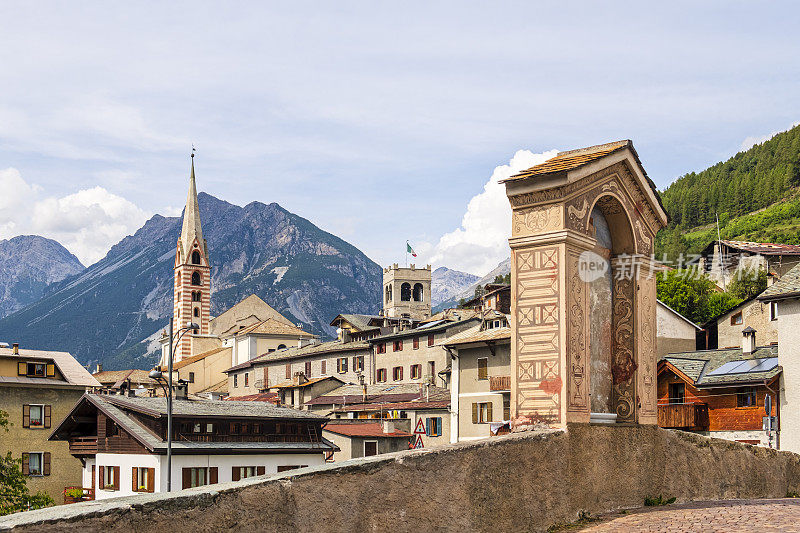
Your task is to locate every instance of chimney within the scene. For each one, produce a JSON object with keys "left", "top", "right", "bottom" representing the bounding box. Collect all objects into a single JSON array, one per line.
[
  {"left": 174, "top": 381, "right": 188, "bottom": 400},
  {"left": 95, "top": 363, "right": 103, "bottom": 374},
  {"left": 382, "top": 419, "right": 396, "bottom": 434},
  {"left": 126, "top": 378, "right": 135, "bottom": 397},
  {"left": 12, "top": 343, "right": 19, "bottom": 355},
  {"left": 742, "top": 327, "right": 756, "bottom": 355}
]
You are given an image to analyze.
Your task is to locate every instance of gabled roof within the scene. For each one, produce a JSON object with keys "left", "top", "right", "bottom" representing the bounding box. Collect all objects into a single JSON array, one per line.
[
  {"left": 323, "top": 422, "right": 412, "bottom": 438},
  {"left": 329, "top": 314, "right": 383, "bottom": 331},
  {"left": 0, "top": 346, "right": 100, "bottom": 388},
  {"left": 172, "top": 346, "right": 231, "bottom": 370},
  {"left": 443, "top": 323, "right": 511, "bottom": 347},
  {"left": 225, "top": 339, "right": 370, "bottom": 373},
  {"left": 760, "top": 263, "right": 800, "bottom": 301},
  {"left": 369, "top": 316, "right": 480, "bottom": 343},
  {"left": 704, "top": 240, "right": 800, "bottom": 257},
  {"left": 657, "top": 300, "right": 701, "bottom": 331},
  {"left": 660, "top": 345, "right": 780, "bottom": 387},
  {"left": 234, "top": 318, "right": 314, "bottom": 338},
  {"left": 305, "top": 383, "right": 450, "bottom": 406},
  {"left": 210, "top": 294, "right": 296, "bottom": 336},
  {"left": 93, "top": 369, "right": 159, "bottom": 387}
]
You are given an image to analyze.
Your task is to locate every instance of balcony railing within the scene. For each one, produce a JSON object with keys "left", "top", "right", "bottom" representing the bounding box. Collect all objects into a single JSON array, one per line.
[
  {"left": 68, "top": 436, "right": 98, "bottom": 455},
  {"left": 489, "top": 376, "right": 511, "bottom": 391},
  {"left": 657, "top": 402, "right": 709, "bottom": 430}
]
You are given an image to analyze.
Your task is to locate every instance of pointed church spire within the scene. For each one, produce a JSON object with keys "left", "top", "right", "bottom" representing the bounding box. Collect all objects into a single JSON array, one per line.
[{"left": 179, "top": 151, "right": 206, "bottom": 262}]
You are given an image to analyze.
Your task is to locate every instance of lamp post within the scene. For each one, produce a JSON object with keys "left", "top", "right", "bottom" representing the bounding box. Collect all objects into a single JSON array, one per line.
[{"left": 149, "top": 320, "right": 199, "bottom": 492}]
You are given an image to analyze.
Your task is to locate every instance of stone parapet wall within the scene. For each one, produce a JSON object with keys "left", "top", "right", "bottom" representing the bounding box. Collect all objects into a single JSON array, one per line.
[{"left": 3, "top": 425, "right": 800, "bottom": 532}]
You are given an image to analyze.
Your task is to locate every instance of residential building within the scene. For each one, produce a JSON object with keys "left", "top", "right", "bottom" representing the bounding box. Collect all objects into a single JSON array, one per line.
[
  {"left": 462, "top": 284, "right": 511, "bottom": 315},
  {"left": 92, "top": 368, "right": 160, "bottom": 397},
  {"left": 227, "top": 318, "right": 316, "bottom": 367},
  {"left": 657, "top": 330, "right": 778, "bottom": 447},
  {"left": 322, "top": 419, "right": 412, "bottom": 461},
  {"left": 382, "top": 264, "right": 432, "bottom": 321},
  {"left": 698, "top": 240, "right": 800, "bottom": 288},
  {"left": 49, "top": 393, "right": 336, "bottom": 499},
  {"left": 0, "top": 343, "right": 100, "bottom": 503},
  {"left": 367, "top": 313, "right": 479, "bottom": 389},
  {"left": 170, "top": 346, "right": 232, "bottom": 396},
  {"left": 656, "top": 300, "right": 701, "bottom": 357},
  {"left": 445, "top": 316, "right": 511, "bottom": 442},
  {"left": 270, "top": 375, "right": 344, "bottom": 409},
  {"left": 759, "top": 265, "right": 800, "bottom": 452},
  {"left": 704, "top": 297, "right": 778, "bottom": 350}
]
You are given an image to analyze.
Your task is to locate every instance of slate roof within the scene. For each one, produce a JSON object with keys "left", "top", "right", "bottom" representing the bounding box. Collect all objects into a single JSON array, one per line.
[
  {"left": 93, "top": 369, "right": 158, "bottom": 386},
  {"left": 443, "top": 324, "right": 511, "bottom": 346},
  {"left": 368, "top": 316, "right": 479, "bottom": 343},
  {"left": 0, "top": 346, "right": 100, "bottom": 388},
  {"left": 330, "top": 314, "right": 383, "bottom": 331},
  {"left": 717, "top": 240, "right": 800, "bottom": 256},
  {"left": 332, "top": 399, "right": 450, "bottom": 413},
  {"left": 225, "top": 339, "right": 370, "bottom": 373},
  {"left": 100, "top": 394, "right": 325, "bottom": 419},
  {"left": 660, "top": 345, "right": 780, "bottom": 387},
  {"left": 323, "top": 422, "right": 412, "bottom": 438},
  {"left": 759, "top": 263, "right": 800, "bottom": 301},
  {"left": 305, "top": 383, "right": 450, "bottom": 406},
  {"left": 224, "top": 392, "right": 279, "bottom": 403}
]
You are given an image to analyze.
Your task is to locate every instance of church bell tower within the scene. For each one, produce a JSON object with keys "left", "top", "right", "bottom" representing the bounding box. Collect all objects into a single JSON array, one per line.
[{"left": 172, "top": 154, "right": 211, "bottom": 361}]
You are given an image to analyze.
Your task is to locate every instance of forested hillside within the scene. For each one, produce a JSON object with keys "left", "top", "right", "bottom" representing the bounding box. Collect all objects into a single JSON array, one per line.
[{"left": 656, "top": 124, "right": 800, "bottom": 260}]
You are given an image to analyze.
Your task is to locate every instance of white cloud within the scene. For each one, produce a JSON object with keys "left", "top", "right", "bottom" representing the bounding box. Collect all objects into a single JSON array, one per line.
[
  {"left": 425, "top": 149, "right": 558, "bottom": 276},
  {"left": 0, "top": 168, "right": 150, "bottom": 266},
  {"left": 740, "top": 122, "right": 800, "bottom": 151}
]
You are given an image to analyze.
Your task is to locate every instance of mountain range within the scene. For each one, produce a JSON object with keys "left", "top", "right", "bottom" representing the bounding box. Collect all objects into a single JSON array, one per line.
[
  {"left": 430, "top": 267, "right": 479, "bottom": 306},
  {"left": 0, "top": 193, "right": 382, "bottom": 370},
  {"left": 433, "top": 257, "right": 511, "bottom": 312}
]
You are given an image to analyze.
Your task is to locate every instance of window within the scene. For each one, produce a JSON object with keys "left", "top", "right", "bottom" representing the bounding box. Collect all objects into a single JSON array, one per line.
[
  {"left": 393, "top": 366, "right": 403, "bottom": 381},
  {"left": 731, "top": 312, "right": 743, "bottom": 325},
  {"left": 377, "top": 368, "right": 387, "bottom": 382},
  {"left": 19, "top": 362, "right": 47, "bottom": 377},
  {"left": 233, "top": 374, "right": 238, "bottom": 388},
  {"left": 376, "top": 343, "right": 386, "bottom": 354},
  {"left": 244, "top": 373, "right": 249, "bottom": 387},
  {"left": 182, "top": 467, "right": 218, "bottom": 489},
  {"left": 192, "top": 291, "right": 201, "bottom": 302},
  {"left": 193, "top": 307, "right": 199, "bottom": 317},
  {"left": 428, "top": 361, "right": 435, "bottom": 380},
  {"left": 503, "top": 394, "right": 511, "bottom": 420},
  {"left": 231, "top": 466, "right": 265, "bottom": 481},
  {"left": 393, "top": 340, "right": 403, "bottom": 352},
  {"left": 770, "top": 301, "right": 778, "bottom": 321},
  {"left": 737, "top": 387, "right": 757, "bottom": 407},
  {"left": 100, "top": 465, "right": 120, "bottom": 489},
  {"left": 400, "top": 282, "right": 412, "bottom": 301},
  {"left": 23, "top": 404, "right": 50, "bottom": 428},
  {"left": 193, "top": 423, "right": 202, "bottom": 433},
  {"left": 191, "top": 271, "right": 202, "bottom": 286},
  {"left": 364, "top": 440, "right": 378, "bottom": 457},
  {"left": 132, "top": 467, "right": 155, "bottom": 493},
  {"left": 472, "top": 402, "right": 493, "bottom": 424},
  {"left": 668, "top": 383, "right": 685, "bottom": 404},
  {"left": 413, "top": 283, "right": 424, "bottom": 302},
  {"left": 188, "top": 372, "right": 195, "bottom": 383},
  {"left": 337, "top": 358, "right": 348, "bottom": 374},
  {"left": 413, "top": 337, "right": 419, "bottom": 350},
  {"left": 305, "top": 361, "right": 312, "bottom": 376},
  {"left": 477, "top": 358, "right": 488, "bottom": 380},
  {"left": 428, "top": 334, "right": 435, "bottom": 347},
  {"left": 285, "top": 364, "right": 291, "bottom": 379},
  {"left": 22, "top": 452, "right": 49, "bottom": 476},
  {"left": 411, "top": 364, "right": 422, "bottom": 380},
  {"left": 191, "top": 250, "right": 202, "bottom": 265},
  {"left": 425, "top": 417, "right": 442, "bottom": 437},
  {"left": 277, "top": 465, "right": 308, "bottom": 473},
  {"left": 277, "top": 344, "right": 287, "bottom": 350},
  {"left": 321, "top": 360, "right": 327, "bottom": 375},
  {"left": 353, "top": 356, "right": 364, "bottom": 372}
]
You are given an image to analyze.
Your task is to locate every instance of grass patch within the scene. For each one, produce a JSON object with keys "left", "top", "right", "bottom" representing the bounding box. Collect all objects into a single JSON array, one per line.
[{"left": 644, "top": 495, "right": 676, "bottom": 507}]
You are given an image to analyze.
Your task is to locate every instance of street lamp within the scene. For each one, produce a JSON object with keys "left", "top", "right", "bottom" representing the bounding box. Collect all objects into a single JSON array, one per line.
[{"left": 149, "top": 320, "right": 199, "bottom": 492}]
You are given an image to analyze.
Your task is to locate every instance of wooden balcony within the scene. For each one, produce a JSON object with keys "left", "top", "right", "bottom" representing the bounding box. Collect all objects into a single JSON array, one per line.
[
  {"left": 489, "top": 376, "right": 511, "bottom": 392},
  {"left": 657, "top": 403, "right": 709, "bottom": 430},
  {"left": 68, "top": 436, "right": 98, "bottom": 455}
]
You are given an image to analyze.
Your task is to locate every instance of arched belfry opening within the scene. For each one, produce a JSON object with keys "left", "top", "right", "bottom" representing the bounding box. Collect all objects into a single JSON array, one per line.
[
  {"left": 413, "top": 283, "right": 424, "bottom": 302},
  {"left": 400, "top": 282, "right": 412, "bottom": 302},
  {"left": 502, "top": 140, "right": 667, "bottom": 428},
  {"left": 191, "top": 250, "right": 202, "bottom": 265}
]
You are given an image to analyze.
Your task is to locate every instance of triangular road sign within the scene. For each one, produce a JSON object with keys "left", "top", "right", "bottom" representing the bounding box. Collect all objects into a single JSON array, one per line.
[
  {"left": 414, "top": 418, "right": 426, "bottom": 435},
  {"left": 413, "top": 434, "right": 424, "bottom": 449}
]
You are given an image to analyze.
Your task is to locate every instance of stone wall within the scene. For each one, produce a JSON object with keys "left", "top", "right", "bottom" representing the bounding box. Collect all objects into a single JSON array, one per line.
[{"left": 3, "top": 425, "right": 800, "bottom": 533}]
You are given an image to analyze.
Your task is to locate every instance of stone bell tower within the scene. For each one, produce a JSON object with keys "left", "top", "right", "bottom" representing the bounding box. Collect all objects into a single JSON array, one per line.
[
  {"left": 172, "top": 154, "right": 211, "bottom": 361},
  {"left": 502, "top": 141, "right": 667, "bottom": 427},
  {"left": 383, "top": 264, "right": 432, "bottom": 321}
]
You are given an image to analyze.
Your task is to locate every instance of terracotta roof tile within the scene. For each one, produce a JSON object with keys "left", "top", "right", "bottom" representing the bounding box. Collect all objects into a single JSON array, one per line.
[{"left": 234, "top": 318, "right": 314, "bottom": 338}]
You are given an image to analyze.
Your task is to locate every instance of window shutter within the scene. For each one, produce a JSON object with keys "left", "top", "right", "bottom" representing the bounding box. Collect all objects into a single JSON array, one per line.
[
  {"left": 46, "top": 363, "right": 55, "bottom": 377},
  {"left": 209, "top": 467, "right": 218, "bottom": 484},
  {"left": 17, "top": 362, "right": 26, "bottom": 376},
  {"left": 22, "top": 453, "right": 29, "bottom": 475},
  {"left": 472, "top": 403, "right": 478, "bottom": 424},
  {"left": 232, "top": 467, "right": 241, "bottom": 482},
  {"left": 425, "top": 419, "right": 431, "bottom": 436},
  {"left": 99, "top": 466, "right": 105, "bottom": 488},
  {"left": 92, "top": 465, "right": 96, "bottom": 489},
  {"left": 43, "top": 452, "right": 51, "bottom": 475},
  {"left": 487, "top": 402, "right": 493, "bottom": 422},
  {"left": 132, "top": 467, "right": 139, "bottom": 491},
  {"left": 257, "top": 466, "right": 265, "bottom": 476},
  {"left": 147, "top": 468, "right": 155, "bottom": 493},
  {"left": 22, "top": 405, "right": 30, "bottom": 428},
  {"left": 113, "top": 466, "right": 120, "bottom": 490},
  {"left": 44, "top": 405, "right": 51, "bottom": 428},
  {"left": 182, "top": 468, "right": 191, "bottom": 489}
]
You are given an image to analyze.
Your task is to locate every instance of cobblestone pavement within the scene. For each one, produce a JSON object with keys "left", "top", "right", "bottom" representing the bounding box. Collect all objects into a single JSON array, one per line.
[{"left": 578, "top": 499, "right": 800, "bottom": 532}]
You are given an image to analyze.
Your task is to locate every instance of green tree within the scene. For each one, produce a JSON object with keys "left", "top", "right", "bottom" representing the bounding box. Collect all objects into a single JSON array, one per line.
[
  {"left": 493, "top": 273, "right": 511, "bottom": 284},
  {"left": 727, "top": 268, "right": 768, "bottom": 300},
  {"left": 0, "top": 410, "right": 54, "bottom": 516},
  {"left": 657, "top": 270, "right": 742, "bottom": 324}
]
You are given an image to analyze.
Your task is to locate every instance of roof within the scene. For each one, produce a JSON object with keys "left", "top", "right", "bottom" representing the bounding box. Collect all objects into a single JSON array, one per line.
[
  {"left": 443, "top": 324, "right": 511, "bottom": 347},
  {"left": 50, "top": 393, "right": 335, "bottom": 453},
  {"left": 178, "top": 157, "right": 205, "bottom": 262},
  {"left": 657, "top": 300, "right": 702, "bottom": 330},
  {"left": 170, "top": 346, "right": 231, "bottom": 370},
  {"left": 0, "top": 347, "right": 100, "bottom": 388},
  {"left": 211, "top": 294, "right": 296, "bottom": 336},
  {"left": 760, "top": 263, "right": 800, "bottom": 301},
  {"left": 710, "top": 240, "right": 800, "bottom": 257},
  {"left": 419, "top": 308, "right": 479, "bottom": 325},
  {"left": 93, "top": 369, "right": 158, "bottom": 385},
  {"left": 271, "top": 376, "right": 344, "bottom": 389},
  {"left": 332, "top": 399, "right": 450, "bottom": 412},
  {"left": 234, "top": 318, "right": 314, "bottom": 338},
  {"left": 505, "top": 141, "right": 630, "bottom": 181},
  {"left": 305, "top": 383, "right": 450, "bottom": 407},
  {"left": 660, "top": 345, "right": 780, "bottom": 387},
  {"left": 369, "top": 316, "right": 479, "bottom": 343},
  {"left": 225, "top": 339, "right": 370, "bottom": 373},
  {"left": 224, "top": 392, "right": 278, "bottom": 403},
  {"left": 323, "top": 422, "right": 412, "bottom": 438},
  {"left": 330, "top": 314, "right": 383, "bottom": 331},
  {"left": 198, "top": 379, "right": 229, "bottom": 394}
]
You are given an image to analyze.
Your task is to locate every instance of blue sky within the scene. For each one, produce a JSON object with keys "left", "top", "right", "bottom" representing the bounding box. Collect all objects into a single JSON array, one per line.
[{"left": 0, "top": 2, "right": 798, "bottom": 273}]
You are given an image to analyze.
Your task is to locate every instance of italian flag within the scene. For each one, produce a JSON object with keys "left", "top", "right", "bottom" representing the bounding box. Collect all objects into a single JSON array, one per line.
[{"left": 407, "top": 242, "right": 417, "bottom": 257}]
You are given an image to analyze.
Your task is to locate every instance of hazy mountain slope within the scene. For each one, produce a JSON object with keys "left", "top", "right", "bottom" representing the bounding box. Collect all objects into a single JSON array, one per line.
[
  {"left": 0, "top": 235, "right": 85, "bottom": 318},
  {"left": 433, "top": 257, "right": 510, "bottom": 312},
  {"left": 431, "top": 267, "right": 479, "bottom": 306},
  {"left": 0, "top": 193, "right": 381, "bottom": 370}
]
